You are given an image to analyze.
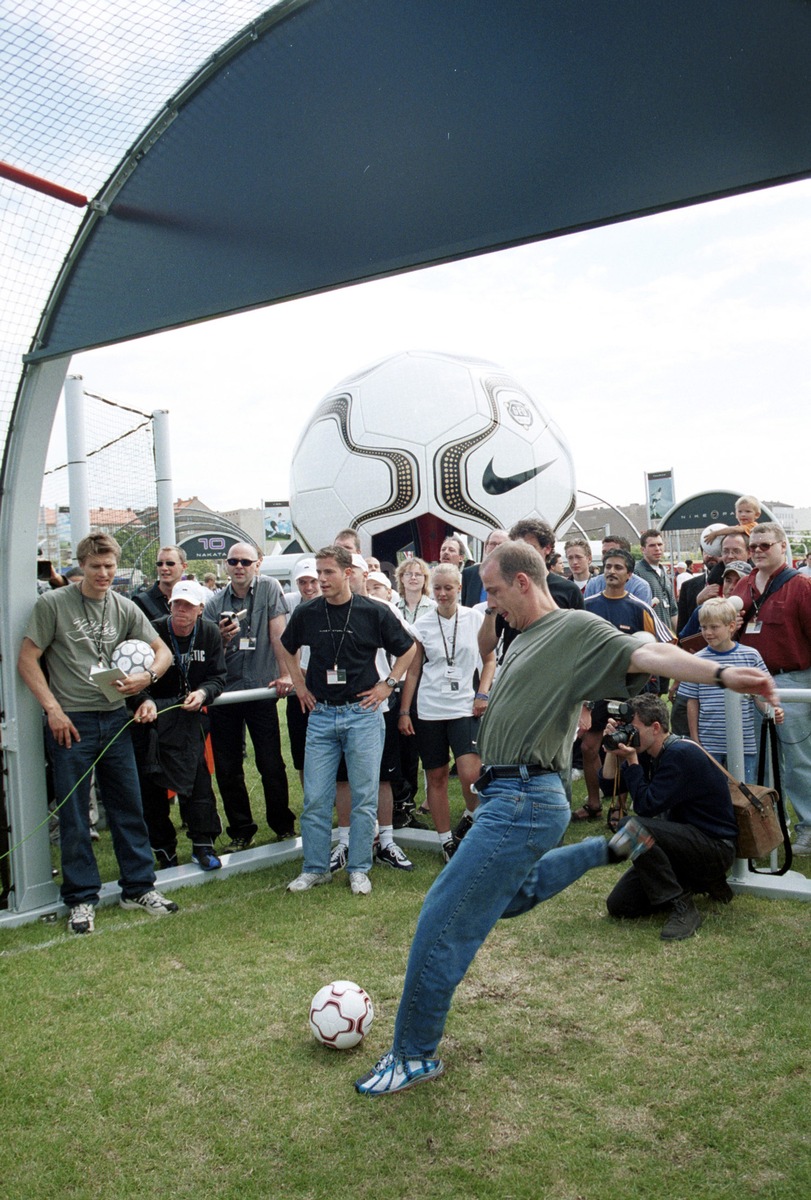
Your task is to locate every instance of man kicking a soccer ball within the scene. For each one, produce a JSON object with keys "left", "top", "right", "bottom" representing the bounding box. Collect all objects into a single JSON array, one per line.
[{"left": 355, "top": 540, "right": 779, "bottom": 1096}]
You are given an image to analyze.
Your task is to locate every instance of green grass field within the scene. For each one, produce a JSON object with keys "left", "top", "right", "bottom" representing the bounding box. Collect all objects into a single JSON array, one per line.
[{"left": 2, "top": 746, "right": 810, "bottom": 1199}]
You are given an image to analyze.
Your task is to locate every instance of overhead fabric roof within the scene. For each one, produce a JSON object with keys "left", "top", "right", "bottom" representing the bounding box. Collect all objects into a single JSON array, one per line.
[{"left": 20, "top": 0, "right": 811, "bottom": 365}]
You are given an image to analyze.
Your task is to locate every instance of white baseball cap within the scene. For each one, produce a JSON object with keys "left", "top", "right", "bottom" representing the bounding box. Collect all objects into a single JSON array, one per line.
[
  {"left": 367, "top": 570, "right": 391, "bottom": 590},
  {"left": 294, "top": 558, "right": 318, "bottom": 581},
  {"left": 170, "top": 580, "right": 206, "bottom": 606},
  {"left": 351, "top": 554, "right": 369, "bottom": 572}
]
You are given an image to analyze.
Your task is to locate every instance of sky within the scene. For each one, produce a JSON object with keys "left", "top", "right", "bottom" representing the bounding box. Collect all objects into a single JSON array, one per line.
[{"left": 59, "top": 175, "right": 811, "bottom": 521}]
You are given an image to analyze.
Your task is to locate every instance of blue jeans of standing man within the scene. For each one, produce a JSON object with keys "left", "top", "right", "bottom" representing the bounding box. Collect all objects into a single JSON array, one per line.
[
  {"left": 47, "top": 708, "right": 156, "bottom": 907},
  {"left": 301, "top": 702, "right": 384, "bottom": 875},
  {"left": 763, "top": 667, "right": 811, "bottom": 832},
  {"left": 392, "top": 773, "right": 573, "bottom": 1059}
]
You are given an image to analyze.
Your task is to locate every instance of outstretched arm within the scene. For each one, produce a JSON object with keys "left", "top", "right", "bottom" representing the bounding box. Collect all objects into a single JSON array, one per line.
[{"left": 629, "top": 641, "right": 780, "bottom": 707}]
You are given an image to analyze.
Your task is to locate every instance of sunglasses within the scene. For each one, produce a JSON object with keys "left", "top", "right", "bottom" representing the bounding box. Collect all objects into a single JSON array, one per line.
[
  {"left": 227, "top": 557, "right": 256, "bottom": 567},
  {"left": 156, "top": 559, "right": 177, "bottom": 566}
]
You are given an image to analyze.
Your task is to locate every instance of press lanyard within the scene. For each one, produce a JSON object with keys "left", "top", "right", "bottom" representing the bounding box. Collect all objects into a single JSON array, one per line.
[
  {"left": 80, "top": 591, "right": 110, "bottom": 667},
  {"left": 168, "top": 619, "right": 198, "bottom": 695},
  {"left": 324, "top": 595, "right": 354, "bottom": 668},
  {"left": 436, "top": 607, "right": 459, "bottom": 666}
]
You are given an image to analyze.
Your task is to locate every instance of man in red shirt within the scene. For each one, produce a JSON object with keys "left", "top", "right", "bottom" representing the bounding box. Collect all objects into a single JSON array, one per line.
[{"left": 732, "top": 523, "right": 811, "bottom": 855}]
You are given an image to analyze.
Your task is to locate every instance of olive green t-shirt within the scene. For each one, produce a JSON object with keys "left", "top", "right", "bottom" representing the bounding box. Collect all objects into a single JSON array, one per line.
[
  {"left": 478, "top": 609, "right": 649, "bottom": 772},
  {"left": 25, "top": 586, "right": 158, "bottom": 712}
]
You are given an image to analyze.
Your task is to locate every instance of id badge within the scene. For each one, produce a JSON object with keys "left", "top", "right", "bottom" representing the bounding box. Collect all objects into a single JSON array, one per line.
[
  {"left": 745, "top": 620, "right": 762, "bottom": 634},
  {"left": 441, "top": 680, "right": 460, "bottom": 693},
  {"left": 327, "top": 668, "right": 347, "bottom": 685},
  {"left": 239, "top": 636, "right": 256, "bottom": 651}
]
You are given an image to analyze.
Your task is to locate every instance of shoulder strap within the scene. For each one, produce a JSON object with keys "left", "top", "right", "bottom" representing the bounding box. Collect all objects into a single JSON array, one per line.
[{"left": 752, "top": 718, "right": 793, "bottom": 875}]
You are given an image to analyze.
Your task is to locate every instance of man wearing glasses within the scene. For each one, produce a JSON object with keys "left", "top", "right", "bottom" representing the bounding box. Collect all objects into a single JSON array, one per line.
[
  {"left": 132, "top": 545, "right": 187, "bottom": 621},
  {"left": 204, "top": 542, "right": 297, "bottom": 850},
  {"left": 731, "top": 523, "right": 811, "bottom": 855}
]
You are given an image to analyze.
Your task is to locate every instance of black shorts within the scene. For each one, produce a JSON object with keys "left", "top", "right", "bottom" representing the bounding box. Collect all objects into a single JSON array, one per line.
[
  {"left": 414, "top": 715, "right": 479, "bottom": 771},
  {"left": 285, "top": 696, "right": 309, "bottom": 771}
]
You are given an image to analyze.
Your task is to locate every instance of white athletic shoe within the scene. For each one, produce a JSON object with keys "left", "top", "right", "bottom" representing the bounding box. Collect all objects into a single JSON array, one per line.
[
  {"left": 349, "top": 871, "right": 372, "bottom": 895},
  {"left": 287, "top": 871, "right": 332, "bottom": 893}
]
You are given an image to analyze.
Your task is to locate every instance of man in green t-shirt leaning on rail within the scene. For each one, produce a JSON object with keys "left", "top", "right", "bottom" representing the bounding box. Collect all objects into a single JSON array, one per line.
[{"left": 18, "top": 533, "right": 178, "bottom": 935}]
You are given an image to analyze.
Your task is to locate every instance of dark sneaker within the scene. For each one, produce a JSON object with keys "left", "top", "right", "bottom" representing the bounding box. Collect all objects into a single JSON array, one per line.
[
  {"left": 155, "top": 848, "right": 179, "bottom": 871},
  {"left": 608, "top": 816, "right": 655, "bottom": 862},
  {"left": 120, "top": 889, "right": 179, "bottom": 917},
  {"left": 276, "top": 828, "right": 297, "bottom": 842},
  {"left": 329, "top": 842, "right": 348, "bottom": 873},
  {"left": 355, "top": 1049, "right": 444, "bottom": 1096},
  {"left": 441, "top": 839, "right": 456, "bottom": 864},
  {"left": 453, "top": 810, "right": 474, "bottom": 844},
  {"left": 375, "top": 841, "right": 414, "bottom": 871},
  {"left": 705, "top": 877, "right": 734, "bottom": 904},
  {"left": 660, "top": 895, "right": 702, "bottom": 941},
  {"left": 68, "top": 903, "right": 95, "bottom": 935},
  {"left": 191, "top": 845, "right": 222, "bottom": 871},
  {"left": 223, "top": 837, "right": 254, "bottom": 853}
]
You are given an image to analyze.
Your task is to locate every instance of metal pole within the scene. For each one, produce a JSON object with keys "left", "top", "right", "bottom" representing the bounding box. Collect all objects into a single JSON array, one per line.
[
  {"left": 64, "top": 375, "right": 90, "bottom": 553},
  {"left": 152, "top": 409, "right": 175, "bottom": 546}
]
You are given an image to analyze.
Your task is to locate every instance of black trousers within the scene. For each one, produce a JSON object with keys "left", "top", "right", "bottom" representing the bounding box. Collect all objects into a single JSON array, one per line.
[
  {"left": 209, "top": 699, "right": 295, "bottom": 838},
  {"left": 138, "top": 754, "right": 222, "bottom": 853},
  {"left": 606, "top": 818, "right": 735, "bottom": 914}
]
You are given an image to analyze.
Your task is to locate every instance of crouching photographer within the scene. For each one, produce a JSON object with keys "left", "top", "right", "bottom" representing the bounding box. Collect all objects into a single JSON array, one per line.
[{"left": 602, "top": 694, "right": 738, "bottom": 941}]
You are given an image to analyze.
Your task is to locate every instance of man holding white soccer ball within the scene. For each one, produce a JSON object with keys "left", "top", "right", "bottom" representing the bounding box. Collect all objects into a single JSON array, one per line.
[{"left": 18, "top": 533, "right": 179, "bottom": 935}]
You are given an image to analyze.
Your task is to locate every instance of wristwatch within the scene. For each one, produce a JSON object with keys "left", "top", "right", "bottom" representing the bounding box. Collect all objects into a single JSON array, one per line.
[
  {"left": 147, "top": 668, "right": 159, "bottom": 686},
  {"left": 385, "top": 676, "right": 398, "bottom": 689}
]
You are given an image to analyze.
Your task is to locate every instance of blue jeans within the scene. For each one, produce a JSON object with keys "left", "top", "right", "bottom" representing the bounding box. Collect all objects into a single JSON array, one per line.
[
  {"left": 766, "top": 668, "right": 811, "bottom": 832},
  {"left": 47, "top": 708, "right": 156, "bottom": 906},
  {"left": 301, "top": 702, "right": 384, "bottom": 874},
  {"left": 392, "top": 774, "right": 573, "bottom": 1058},
  {"left": 716, "top": 752, "right": 757, "bottom": 784}
]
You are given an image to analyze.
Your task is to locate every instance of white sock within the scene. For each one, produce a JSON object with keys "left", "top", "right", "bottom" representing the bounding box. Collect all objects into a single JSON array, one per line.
[
  {"left": 378, "top": 824, "right": 395, "bottom": 849},
  {"left": 438, "top": 830, "right": 453, "bottom": 846},
  {"left": 337, "top": 826, "right": 350, "bottom": 847}
]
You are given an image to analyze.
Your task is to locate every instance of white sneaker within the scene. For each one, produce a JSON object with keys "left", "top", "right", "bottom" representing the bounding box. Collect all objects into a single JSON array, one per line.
[
  {"left": 68, "top": 903, "right": 95, "bottom": 934},
  {"left": 287, "top": 871, "right": 332, "bottom": 892},
  {"left": 792, "top": 827, "right": 811, "bottom": 856},
  {"left": 120, "top": 889, "right": 179, "bottom": 917},
  {"left": 349, "top": 871, "right": 372, "bottom": 895}
]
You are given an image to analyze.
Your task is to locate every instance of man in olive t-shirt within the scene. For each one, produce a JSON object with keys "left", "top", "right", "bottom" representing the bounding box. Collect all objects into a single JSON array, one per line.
[{"left": 355, "top": 541, "right": 779, "bottom": 1096}]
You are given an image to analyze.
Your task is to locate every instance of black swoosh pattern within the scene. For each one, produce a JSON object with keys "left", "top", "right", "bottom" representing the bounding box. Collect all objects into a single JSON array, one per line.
[
  {"left": 482, "top": 458, "right": 554, "bottom": 495},
  {"left": 306, "top": 392, "right": 419, "bottom": 528}
]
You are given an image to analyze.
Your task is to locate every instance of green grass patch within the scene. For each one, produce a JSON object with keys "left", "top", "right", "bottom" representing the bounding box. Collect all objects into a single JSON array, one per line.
[{"left": 4, "top": 745, "right": 810, "bottom": 1198}]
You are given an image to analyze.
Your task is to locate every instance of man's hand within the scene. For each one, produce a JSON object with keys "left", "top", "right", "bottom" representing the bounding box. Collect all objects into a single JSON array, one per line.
[
  {"left": 134, "top": 699, "right": 158, "bottom": 723},
  {"left": 181, "top": 690, "right": 206, "bottom": 712},
  {"left": 398, "top": 713, "right": 415, "bottom": 736},
  {"left": 269, "top": 675, "right": 293, "bottom": 698},
  {"left": 114, "top": 669, "right": 152, "bottom": 697},
  {"left": 576, "top": 704, "right": 592, "bottom": 738},
  {"left": 47, "top": 707, "right": 81, "bottom": 748},
  {"left": 696, "top": 583, "right": 721, "bottom": 604},
  {"left": 357, "top": 681, "right": 390, "bottom": 710}
]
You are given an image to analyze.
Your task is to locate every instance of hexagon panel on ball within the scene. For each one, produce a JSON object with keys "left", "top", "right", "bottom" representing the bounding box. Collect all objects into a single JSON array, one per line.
[{"left": 289, "top": 350, "right": 576, "bottom": 557}]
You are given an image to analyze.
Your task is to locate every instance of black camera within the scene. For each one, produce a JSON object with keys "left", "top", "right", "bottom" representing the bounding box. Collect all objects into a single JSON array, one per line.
[
  {"left": 603, "top": 723, "right": 640, "bottom": 752},
  {"left": 603, "top": 700, "right": 639, "bottom": 751}
]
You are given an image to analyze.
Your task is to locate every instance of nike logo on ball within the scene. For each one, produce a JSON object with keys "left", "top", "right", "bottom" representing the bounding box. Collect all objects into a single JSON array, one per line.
[{"left": 482, "top": 458, "right": 554, "bottom": 495}]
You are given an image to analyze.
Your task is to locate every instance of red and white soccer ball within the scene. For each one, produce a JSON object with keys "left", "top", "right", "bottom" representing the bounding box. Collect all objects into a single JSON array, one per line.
[
  {"left": 289, "top": 349, "right": 577, "bottom": 551},
  {"left": 308, "top": 980, "right": 374, "bottom": 1050},
  {"left": 111, "top": 639, "right": 155, "bottom": 675}
]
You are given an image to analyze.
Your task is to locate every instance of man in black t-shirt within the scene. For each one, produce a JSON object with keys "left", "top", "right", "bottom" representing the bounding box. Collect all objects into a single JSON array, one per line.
[{"left": 280, "top": 545, "right": 415, "bottom": 896}]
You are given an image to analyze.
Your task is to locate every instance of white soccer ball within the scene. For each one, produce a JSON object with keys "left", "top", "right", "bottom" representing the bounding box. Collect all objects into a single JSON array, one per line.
[
  {"left": 111, "top": 639, "right": 155, "bottom": 675},
  {"left": 308, "top": 980, "right": 374, "bottom": 1050},
  {"left": 700, "top": 523, "right": 727, "bottom": 557},
  {"left": 289, "top": 350, "right": 576, "bottom": 553}
]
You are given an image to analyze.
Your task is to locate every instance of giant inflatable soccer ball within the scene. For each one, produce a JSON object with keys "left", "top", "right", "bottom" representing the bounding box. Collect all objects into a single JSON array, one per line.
[{"left": 290, "top": 350, "right": 576, "bottom": 553}]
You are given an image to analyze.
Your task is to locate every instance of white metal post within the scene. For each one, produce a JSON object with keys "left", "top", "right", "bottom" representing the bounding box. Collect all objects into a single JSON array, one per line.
[
  {"left": 64, "top": 374, "right": 90, "bottom": 553},
  {"left": 152, "top": 408, "right": 175, "bottom": 547}
]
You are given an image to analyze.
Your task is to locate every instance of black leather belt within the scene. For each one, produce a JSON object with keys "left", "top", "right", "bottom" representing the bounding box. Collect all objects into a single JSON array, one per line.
[{"left": 475, "top": 764, "right": 556, "bottom": 790}]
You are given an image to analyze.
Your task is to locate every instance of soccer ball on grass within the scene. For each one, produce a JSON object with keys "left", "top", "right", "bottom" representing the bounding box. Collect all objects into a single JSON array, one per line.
[{"left": 309, "top": 980, "right": 374, "bottom": 1049}]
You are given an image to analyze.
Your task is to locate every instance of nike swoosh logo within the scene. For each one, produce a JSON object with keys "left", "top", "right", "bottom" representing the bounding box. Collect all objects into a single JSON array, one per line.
[{"left": 482, "top": 458, "right": 554, "bottom": 495}]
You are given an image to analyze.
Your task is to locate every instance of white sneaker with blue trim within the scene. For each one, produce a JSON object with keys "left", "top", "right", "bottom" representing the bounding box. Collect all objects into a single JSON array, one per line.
[{"left": 355, "top": 1049, "right": 444, "bottom": 1096}]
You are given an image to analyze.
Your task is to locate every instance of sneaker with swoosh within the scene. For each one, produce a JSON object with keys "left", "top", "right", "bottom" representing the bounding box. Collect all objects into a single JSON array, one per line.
[{"left": 355, "top": 1049, "right": 444, "bottom": 1096}]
